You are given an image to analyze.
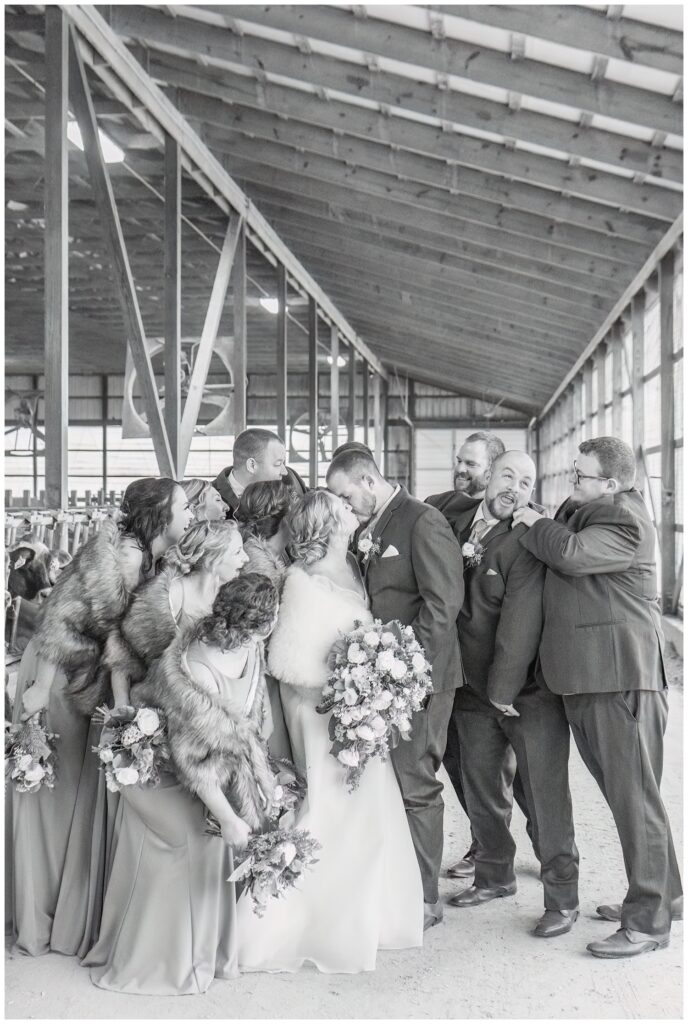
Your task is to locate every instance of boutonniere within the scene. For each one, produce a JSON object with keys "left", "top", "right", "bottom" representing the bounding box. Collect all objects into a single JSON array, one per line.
[
  {"left": 462, "top": 541, "right": 484, "bottom": 568},
  {"left": 357, "top": 536, "right": 381, "bottom": 565}
]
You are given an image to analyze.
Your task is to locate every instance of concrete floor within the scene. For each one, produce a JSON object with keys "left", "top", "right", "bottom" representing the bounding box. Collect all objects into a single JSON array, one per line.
[{"left": 6, "top": 684, "right": 683, "bottom": 1020}]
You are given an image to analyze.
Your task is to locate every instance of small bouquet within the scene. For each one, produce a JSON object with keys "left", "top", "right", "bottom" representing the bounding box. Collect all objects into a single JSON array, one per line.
[
  {"left": 317, "top": 619, "right": 433, "bottom": 791},
  {"left": 228, "top": 827, "right": 321, "bottom": 917},
  {"left": 93, "top": 704, "right": 169, "bottom": 792},
  {"left": 6, "top": 711, "right": 59, "bottom": 793},
  {"left": 462, "top": 540, "right": 484, "bottom": 568},
  {"left": 268, "top": 756, "right": 308, "bottom": 821}
]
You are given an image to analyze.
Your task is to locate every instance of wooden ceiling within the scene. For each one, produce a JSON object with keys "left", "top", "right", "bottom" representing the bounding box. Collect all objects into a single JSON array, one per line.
[{"left": 5, "top": 4, "right": 683, "bottom": 416}]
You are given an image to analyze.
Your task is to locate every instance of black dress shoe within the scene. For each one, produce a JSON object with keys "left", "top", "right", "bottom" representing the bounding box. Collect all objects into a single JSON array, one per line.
[
  {"left": 533, "top": 909, "right": 579, "bottom": 938},
  {"left": 596, "top": 896, "right": 683, "bottom": 922},
  {"left": 448, "top": 882, "right": 517, "bottom": 907},
  {"left": 447, "top": 851, "right": 476, "bottom": 878},
  {"left": 587, "top": 928, "right": 670, "bottom": 959}
]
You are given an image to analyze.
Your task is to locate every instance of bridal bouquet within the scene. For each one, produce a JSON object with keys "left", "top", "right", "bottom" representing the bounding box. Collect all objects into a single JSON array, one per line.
[
  {"left": 228, "top": 827, "right": 321, "bottom": 917},
  {"left": 6, "top": 711, "right": 59, "bottom": 793},
  {"left": 317, "top": 619, "right": 433, "bottom": 791},
  {"left": 92, "top": 704, "right": 169, "bottom": 792}
]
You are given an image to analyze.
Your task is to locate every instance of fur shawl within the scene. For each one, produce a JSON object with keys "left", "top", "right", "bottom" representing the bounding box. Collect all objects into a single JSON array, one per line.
[
  {"left": 103, "top": 566, "right": 178, "bottom": 686},
  {"left": 243, "top": 536, "right": 289, "bottom": 588},
  {"left": 33, "top": 521, "right": 142, "bottom": 715},
  {"left": 132, "top": 634, "right": 274, "bottom": 831},
  {"left": 268, "top": 566, "right": 372, "bottom": 689}
]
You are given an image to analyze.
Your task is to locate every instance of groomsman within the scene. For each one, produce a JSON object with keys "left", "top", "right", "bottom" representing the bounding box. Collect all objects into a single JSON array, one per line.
[
  {"left": 214, "top": 428, "right": 307, "bottom": 514},
  {"left": 446, "top": 451, "right": 579, "bottom": 937},
  {"left": 514, "top": 437, "right": 682, "bottom": 958},
  {"left": 327, "top": 451, "right": 464, "bottom": 930}
]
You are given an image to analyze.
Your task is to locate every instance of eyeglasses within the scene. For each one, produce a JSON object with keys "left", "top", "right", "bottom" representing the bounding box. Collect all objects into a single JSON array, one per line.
[{"left": 571, "top": 460, "right": 610, "bottom": 485}]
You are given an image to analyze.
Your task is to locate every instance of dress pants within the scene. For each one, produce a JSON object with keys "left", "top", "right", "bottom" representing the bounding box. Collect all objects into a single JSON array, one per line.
[
  {"left": 444, "top": 690, "right": 536, "bottom": 855},
  {"left": 563, "top": 689, "right": 681, "bottom": 938},
  {"left": 455, "top": 687, "right": 579, "bottom": 910},
  {"left": 391, "top": 690, "right": 455, "bottom": 904}
]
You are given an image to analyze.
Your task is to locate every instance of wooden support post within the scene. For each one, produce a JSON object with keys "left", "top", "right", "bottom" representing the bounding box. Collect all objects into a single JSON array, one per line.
[
  {"left": 232, "top": 221, "right": 247, "bottom": 438},
  {"left": 572, "top": 375, "right": 583, "bottom": 454},
  {"left": 44, "top": 7, "right": 69, "bottom": 509},
  {"left": 164, "top": 133, "right": 182, "bottom": 477},
  {"left": 308, "top": 296, "right": 319, "bottom": 488},
  {"left": 596, "top": 342, "right": 607, "bottom": 435},
  {"left": 275, "top": 263, "right": 288, "bottom": 442},
  {"left": 363, "top": 362, "right": 370, "bottom": 448},
  {"left": 347, "top": 344, "right": 356, "bottom": 442},
  {"left": 68, "top": 29, "right": 174, "bottom": 477},
  {"left": 611, "top": 325, "right": 623, "bottom": 437},
  {"left": 330, "top": 325, "right": 339, "bottom": 456},
  {"left": 180, "top": 213, "right": 243, "bottom": 467},
  {"left": 583, "top": 360, "right": 594, "bottom": 439},
  {"left": 631, "top": 291, "right": 646, "bottom": 492},
  {"left": 408, "top": 378, "right": 415, "bottom": 495},
  {"left": 382, "top": 378, "right": 390, "bottom": 476},
  {"left": 659, "top": 250, "right": 676, "bottom": 612},
  {"left": 102, "top": 374, "right": 108, "bottom": 495},
  {"left": 373, "top": 374, "right": 382, "bottom": 466}
]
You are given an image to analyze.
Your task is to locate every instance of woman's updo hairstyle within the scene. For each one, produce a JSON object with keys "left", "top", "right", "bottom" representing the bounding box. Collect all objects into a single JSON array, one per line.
[
  {"left": 181, "top": 479, "right": 216, "bottom": 522},
  {"left": 286, "top": 489, "right": 349, "bottom": 566},
  {"left": 162, "top": 519, "right": 239, "bottom": 576},
  {"left": 119, "top": 477, "right": 179, "bottom": 574},
  {"left": 195, "top": 572, "right": 278, "bottom": 651},
  {"left": 235, "top": 480, "right": 297, "bottom": 542}
]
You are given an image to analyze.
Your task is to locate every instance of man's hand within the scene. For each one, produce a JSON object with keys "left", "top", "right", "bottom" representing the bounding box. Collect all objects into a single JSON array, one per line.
[
  {"left": 489, "top": 699, "right": 520, "bottom": 717},
  {"left": 512, "top": 506, "right": 543, "bottom": 530}
]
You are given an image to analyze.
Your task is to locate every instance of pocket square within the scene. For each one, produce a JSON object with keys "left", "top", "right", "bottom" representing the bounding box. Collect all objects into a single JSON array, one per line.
[
  {"left": 486, "top": 568, "right": 499, "bottom": 576},
  {"left": 381, "top": 544, "right": 400, "bottom": 558}
]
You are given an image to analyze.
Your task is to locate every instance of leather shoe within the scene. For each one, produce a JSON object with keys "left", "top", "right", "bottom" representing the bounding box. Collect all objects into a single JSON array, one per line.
[
  {"left": 448, "top": 882, "right": 517, "bottom": 907},
  {"left": 587, "top": 928, "right": 670, "bottom": 959},
  {"left": 447, "top": 851, "right": 476, "bottom": 878},
  {"left": 533, "top": 908, "right": 579, "bottom": 938},
  {"left": 423, "top": 900, "right": 443, "bottom": 931},
  {"left": 596, "top": 896, "right": 683, "bottom": 923}
]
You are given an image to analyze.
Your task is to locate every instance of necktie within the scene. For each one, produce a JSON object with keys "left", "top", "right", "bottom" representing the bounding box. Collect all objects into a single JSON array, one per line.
[{"left": 468, "top": 518, "right": 491, "bottom": 546}]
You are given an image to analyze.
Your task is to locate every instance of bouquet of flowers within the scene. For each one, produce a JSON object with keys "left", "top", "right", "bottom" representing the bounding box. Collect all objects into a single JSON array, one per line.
[
  {"left": 268, "top": 756, "right": 308, "bottom": 821},
  {"left": 317, "top": 618, "right": 433, "bottom": 791},
  {"left": 6, "top": 711, "right": 59, "bottom": 793},
  {"left": 227, "top": 827, "right": 321, "bottom": 917},
  {"left": 92, "top": 704, "right": 169, "bottom": 792},
  {"left": 461, "top": 540, "right": 484, "bottom": 568}
]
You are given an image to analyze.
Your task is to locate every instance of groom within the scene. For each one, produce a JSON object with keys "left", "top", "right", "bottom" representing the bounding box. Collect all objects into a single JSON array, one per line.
[{"left": 327, "top": 451, "right": 464, "bottom": 930}]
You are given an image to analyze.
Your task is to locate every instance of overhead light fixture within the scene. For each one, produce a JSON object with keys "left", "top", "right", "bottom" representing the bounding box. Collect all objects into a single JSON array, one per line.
[
  {"left": 259, "top": 297, "right": 280, "bottom": 315},
  {"left": 327, "top": 354, "right": 347, "bottom": 368},
  {"left": 67, "top": 120, "right": 124, "bottom": 164}
]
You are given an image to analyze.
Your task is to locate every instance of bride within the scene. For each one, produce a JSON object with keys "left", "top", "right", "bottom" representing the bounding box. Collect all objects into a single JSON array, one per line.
[{"left": 237, "top": 489, "right": 423, "bottom": 974}]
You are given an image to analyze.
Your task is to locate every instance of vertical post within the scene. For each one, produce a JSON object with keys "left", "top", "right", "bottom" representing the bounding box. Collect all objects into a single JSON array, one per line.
[
  {"left": 330, "top": 325, "right": 339, "bottom": 456},
  {"left": 164, "top": 133, "right": 181, "bottom": 477},
  {"left": 308, "top": 297, "right": 318, "bottom": 488},
  {"left": 572, "top": 375, "right": 582, "bottom": 453},
  {"left": 373, "top": 373, "right": 382, "bottom": 466},
  {"left": 102, "top": 374, "right": 108, "bottom": 495},
  {"left": 347, "top": 344, "right": 356, "bottom": 442},
  {"left": 44, "top": 6, "right": 69, "bottom": 509},
  {"left": 382, "top": 378, "right": 390, "bottom": 476},
  {"left": 596, "top": 342, "right": 607, "bottom": 436},
  {"left": 659, "top": 250, "right": 676, "bottom": 613},
  {"left": 363, "top": 362, "right": 370, "bottom": 448},
  {"left": 408, "top": 378, "right": 415, "bottom": 495},
  {"left": 611, "top": 325, "right": 623, "bottom": 437},
  {"left": 275, "top": 263, "right": 288, "bottom": 443},
  {"left": 631, "top": 290, "right": 646, "bottom": 492},
  {"left": 32, "top": 373, "right": 39, "bottom": 500},
  {"left": 232, "top": 222, "right": 247, "bottom": 437},
  {"left": 583, "top": 359, "right": 594, "bottom": 439}
]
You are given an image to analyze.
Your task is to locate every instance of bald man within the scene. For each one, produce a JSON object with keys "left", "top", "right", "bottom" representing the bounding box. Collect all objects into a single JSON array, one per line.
[{"left": 446, "top": 452, "right": 580, "bottom": 938}]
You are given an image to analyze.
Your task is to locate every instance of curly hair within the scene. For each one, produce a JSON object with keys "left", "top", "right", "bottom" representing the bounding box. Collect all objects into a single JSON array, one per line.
[
  {"left": 235, "top": 480, "right": 297, "bottom": 542},
  {"left": 119, "top": 478, "right": 180, "bottom": 575},
  {"left": 180, "top": 478, "right": 215, "bottom": 521},
  {"left": 286, "top": 489, "right": 350, "bottom": 566},
  {"left": 195, "top": 572, "right": 278, "bottom": 651},
  {"left": 163, "top": 519, "right": 239, "bottom": 575}
]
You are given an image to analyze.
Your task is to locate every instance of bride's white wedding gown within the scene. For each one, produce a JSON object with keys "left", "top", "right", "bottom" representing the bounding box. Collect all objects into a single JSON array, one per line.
[{"left": 237, "top": 565, "right": 423, "bottom": 973}]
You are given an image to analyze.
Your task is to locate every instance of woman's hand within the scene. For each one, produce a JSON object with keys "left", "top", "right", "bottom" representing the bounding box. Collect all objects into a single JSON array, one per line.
[
  {"left": 21, "top": 681, "right": 49, "bottom": 720},
  {"left": 220, "top": 815, "right": 251, "bottom": 851}
]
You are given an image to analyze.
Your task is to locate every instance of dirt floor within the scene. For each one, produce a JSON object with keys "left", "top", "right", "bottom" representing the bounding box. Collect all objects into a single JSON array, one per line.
[{"left": 5, "top": 655, "right": 683, "bottom": 1020}]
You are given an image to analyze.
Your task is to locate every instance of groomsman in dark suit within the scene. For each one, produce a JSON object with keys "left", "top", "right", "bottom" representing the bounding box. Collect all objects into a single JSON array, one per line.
[
  {"left": 214, "top": 428, "right": 307, "bottom": 515},
  {"left": 327, "top": 451, "right": 464, "bottom": 931},
  {"left": 514, "top": 437, "right": 682, "bottom": 958},
  {"left": 445, "top": 451, "right": 579, "bottom": 936}
]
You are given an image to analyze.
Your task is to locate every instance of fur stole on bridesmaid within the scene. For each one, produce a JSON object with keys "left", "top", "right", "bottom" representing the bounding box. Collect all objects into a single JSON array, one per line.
[
  {"left": 243, "top": 536, "right": 288, "bottom": 589},
  {"left": 32, "top": 520, "right": 142, "bottom": 716},
  {"left": 103, "top": 566, "right": 178, "bottom": 687},
  {"left": 268, "top": 565, "right": 372, "bottom": 690},
  {"left": 133, "top": 635, "right": 274, "bottom": 831}
]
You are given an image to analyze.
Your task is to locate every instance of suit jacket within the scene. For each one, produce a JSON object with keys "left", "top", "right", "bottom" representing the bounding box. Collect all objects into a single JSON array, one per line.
[
  {"left": 426, "top": 489, "right": 481, "bottom": 541},
  {"left": 520, "top": 489, "right": 667, "bottom": 696},
  {"left": 213, "top": 464, "right": 308, "bottom": 514},
  {"left": 434, "top": 497, "right": 545, "bottom": 710},
  {"left": 365, "top": 488, "right": 464, "bottom": 693}
]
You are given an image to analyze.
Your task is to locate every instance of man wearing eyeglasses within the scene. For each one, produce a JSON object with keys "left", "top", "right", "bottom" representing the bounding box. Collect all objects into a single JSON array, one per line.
[{"left": 513, "top": 436, "right": 682, "bottom": 959}]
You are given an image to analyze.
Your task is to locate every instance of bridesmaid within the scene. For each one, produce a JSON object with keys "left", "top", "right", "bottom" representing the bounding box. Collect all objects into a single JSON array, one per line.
[
  {"left": 10, "top": 477, "right": 193, "bottom": 957},
  {"left": 181, "top": 478, "right": 229, "bottom": 522},
  {"left": 84, "top": 573, "right": 279, "bottom": 995}
]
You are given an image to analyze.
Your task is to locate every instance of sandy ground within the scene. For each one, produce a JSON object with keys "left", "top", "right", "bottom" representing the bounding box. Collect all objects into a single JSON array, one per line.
[{"left": 6, "top": 670, "right": 683, "bottom": 1020}]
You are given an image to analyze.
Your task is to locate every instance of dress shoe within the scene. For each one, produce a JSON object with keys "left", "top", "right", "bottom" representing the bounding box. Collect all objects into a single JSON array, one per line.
[
  {"left": 423, "top": 900, "right": 443, "bottom": 931},
  {"left": 533, "top": 908, "right": 579, "bottom": 938},
  {"left": 448, "top": 882, "right": 517, "bottom": 907},
  {"left": 587, "top": 928, "right": 670, "bottom": 959},
  {"left": 447, "top": 851, "right": 476, "bottom": 878},
  {"left": 596, "top": 896, "right": 683, "bottom": 923}
]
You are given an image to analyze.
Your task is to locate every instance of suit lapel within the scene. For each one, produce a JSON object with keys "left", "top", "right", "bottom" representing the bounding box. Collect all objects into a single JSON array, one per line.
[
  {"left": 454, "top": 507, "right": 479, "bottom": 546},
  {"left": 481, "top": 519, "right": 511, "bottom": 547},
  {"left": 364, "top": 488, "right": 405, "bottom": 582}
]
